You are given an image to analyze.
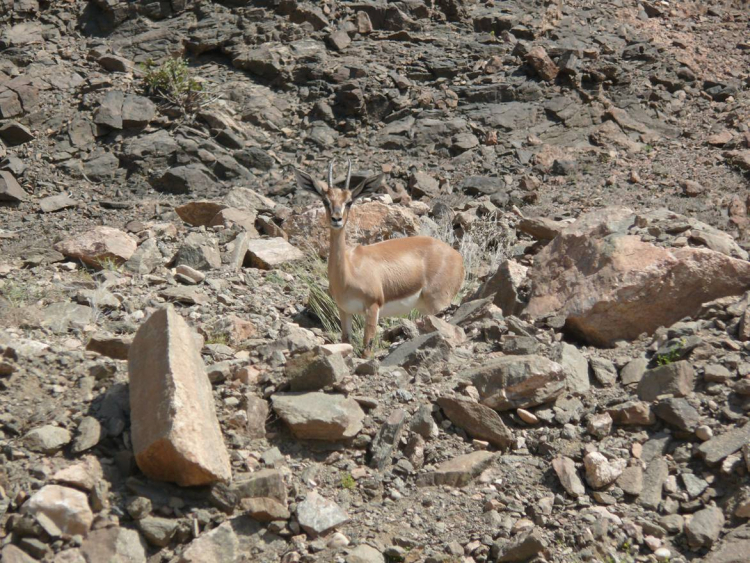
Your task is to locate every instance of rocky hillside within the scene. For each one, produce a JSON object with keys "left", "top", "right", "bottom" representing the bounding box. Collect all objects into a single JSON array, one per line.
[{"left": 1, "top": 0, "right": 750, "bottom": 562}]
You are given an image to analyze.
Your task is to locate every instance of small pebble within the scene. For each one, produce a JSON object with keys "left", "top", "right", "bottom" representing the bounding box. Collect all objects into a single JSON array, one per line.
[
  {"left": 517, "top": 408, "right": 539, "bottom": 424},
  {"left": 654, "top": 547, "right": 672, "bottom": 561},
  {"left": 696, "top": 425, "right": 713, "bottom": 441}
]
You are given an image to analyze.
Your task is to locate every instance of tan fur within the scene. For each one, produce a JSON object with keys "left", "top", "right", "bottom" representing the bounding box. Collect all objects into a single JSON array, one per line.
[{"left": 294, "top": 167, "right": 465, "bottom": 355}]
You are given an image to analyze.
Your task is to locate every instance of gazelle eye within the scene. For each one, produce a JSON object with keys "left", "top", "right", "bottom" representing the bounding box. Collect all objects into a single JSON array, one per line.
[{"left": 345, "top": 200, "right": 353, "bottom": 208}]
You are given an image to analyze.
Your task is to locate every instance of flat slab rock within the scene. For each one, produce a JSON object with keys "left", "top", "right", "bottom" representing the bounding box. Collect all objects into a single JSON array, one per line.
[
  {"left": 245, "top": 237, "right": 304, "bottom": 269},
  {"left": 296, "top": 491, "right": 349, "bottom": 537},
  {"left": 128, "top": 305, "right": 231, "bottom": 486},
  {"left": 463, "top": 354, "right": 566, "bottom": 410},
  {"left": 54, "top": 226, "right": 137, "bottom": 268},
  {"left": 437, "top": 396, "right": 514, "bottom": 448},
  {"left": 271, "top": 392, "right": 365, "bottom": 440},
  {"left": 417, "top": 451, "right": 497, "bottom": 487}
]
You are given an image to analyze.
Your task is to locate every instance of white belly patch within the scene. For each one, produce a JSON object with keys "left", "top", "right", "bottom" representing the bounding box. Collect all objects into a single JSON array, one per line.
[
  {"left": 381, "top": 292, "right": 421, "bottom": 318},
  {"left": 341, "top": 298, "right": 367, "bottom": 315}
]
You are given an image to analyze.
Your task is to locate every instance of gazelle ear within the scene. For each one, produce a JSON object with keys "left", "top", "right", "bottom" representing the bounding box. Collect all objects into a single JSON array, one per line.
[
  {"left": 293, "top": 168, "right": 326, "bottom": 200},
  {"left": 350, "top": 174, "right": 384, "bottom": 201}
]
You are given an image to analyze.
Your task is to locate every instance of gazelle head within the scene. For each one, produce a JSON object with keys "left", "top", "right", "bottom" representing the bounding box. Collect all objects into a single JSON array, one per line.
[{"left": 293, "top": 160, "right": 384, "bottom": 230}]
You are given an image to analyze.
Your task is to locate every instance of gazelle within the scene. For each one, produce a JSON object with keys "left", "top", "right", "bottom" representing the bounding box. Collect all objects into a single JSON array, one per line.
[{"left": 293, "top": 160, "right": 465, "bottom": 356}]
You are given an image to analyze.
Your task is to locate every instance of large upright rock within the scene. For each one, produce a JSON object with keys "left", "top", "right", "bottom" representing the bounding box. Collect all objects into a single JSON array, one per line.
[
  {"left": 128, "top": 306, "right": 231, "bottom": 486},
  {"left": 526, "top": 207, "right": 750, "bottom": 346},
  {"left": 463, "top": 355, "right": 566, "bottom": 410}
]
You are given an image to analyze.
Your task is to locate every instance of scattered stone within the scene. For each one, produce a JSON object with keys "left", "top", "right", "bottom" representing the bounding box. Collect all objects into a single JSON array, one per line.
[
  {"left": 526, "top": 46, "right": 559, "bottom": 81},
  {"left": 466, "top": 355, "right": 566, "bottom": 410},
  {"left": 297, "top": 491, "right": 349, "bottom": 537},
  {"left": 271, "top": 392, "right": 365, "bottom": 440},
  {"left": 24, "top": 425, "right": 71, "bottom": 454},
  {"left": 128, "top": 306, "right": 232, "bottom": 486},
  {"left": 640, "top": 458, "right": 669, "bottom": 509},
  {"left": 178, "top": 520, "right": 238, "bottom": 563},
  {"left": 583, "top": 451, "right": 626, "bottom": 489},
  {"left": 176, "top": 201, "right": 228, "bottom": 227},
  {"left": 698, "top": 422, "right": 750, "bottom": 464},
  {"left": 81, "top": 528, "right": 147, "bottom": 563},
  {"left": 234, "top": 469, "right": 286, "bottom": 504},
  {"left": 617, "top": 466, "right": 644, "bottom": 496},
  {"left": 346, "top": 544, "right": 384, "bottom": 563},
  {"left": 245, "top": 238, "right": 304, "bottom": 269},
  {"left": 590, "top": 357, "right": 617, "bottom": 386},
  {"left": 552, "top": 343, "right": 591, "bottom": 395},
  {"left": 241, "top": 497, "right": 290, "bottom": 522},
  {"left": 417, "top": 451, "right": 497, "bottom": 487},
  {"left": 607, "top": 401, "right": 656, "bottom": 425},
  {"left": 587, "top": 412, "right": 613, "bottom": 438},
  {"left": 52, "top": 457, "right": 103, "bottom": 491},
  {"left": 495, "top": 528, "right": 546, "bottom": 562},
  {"left": 286, "top": 351, "right": 348, "bottom": 392},
  {"left": 637, "top": 361, "right": 695, "bottom": 402},
  {"left": 552, "top": 456, "right": 586, "bottom": 497},
  {"left": 173, "top": 232, "right": 222, "bottom": 271},
  {"left": 0, "top": 170, "right": 27, "bottom": 203},
  {"left": 24, "top": 485, "right": 93, "bottom": 537},
  {"left": 0, "top": 121, "right": 34, "bottom": 145},
  {"left": 621, "top": 357, "right": 648, "bottom": 386},
  {"left": 517, "top": 408, "right": 539, "bottom": 425},
  {"left": 369, "top": 409, "right": 407, "bottom": 470},
  {"left": 653, "top": 398, "right": 701, "bottom": 432},
  {"left": 437, "top": 396, "right": 514, "bottom": 448},
  {"left": 686, "top": 506, "right": 724, "bottom": 549}
]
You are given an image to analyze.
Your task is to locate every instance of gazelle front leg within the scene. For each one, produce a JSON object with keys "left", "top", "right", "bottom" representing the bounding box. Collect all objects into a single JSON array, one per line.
[
  {"left": 339, "top": 307, "right": 353, "bottom": 344},
  {"left": 362, "top": 303, "right": 380, "bottom": 357}
]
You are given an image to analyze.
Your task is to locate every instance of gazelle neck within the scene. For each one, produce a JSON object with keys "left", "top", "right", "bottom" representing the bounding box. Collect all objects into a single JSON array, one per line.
[{"left": 328, "top": 226, "right": 349, "bottom": 288}]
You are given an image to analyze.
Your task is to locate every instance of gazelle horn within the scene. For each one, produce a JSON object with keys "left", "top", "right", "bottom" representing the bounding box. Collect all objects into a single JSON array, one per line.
[
  {"left": 328, "top": 160, "right": 334, "bottom": 189},
  {"left": 345, "top": 159, "right": 352, "bottom": 190}
]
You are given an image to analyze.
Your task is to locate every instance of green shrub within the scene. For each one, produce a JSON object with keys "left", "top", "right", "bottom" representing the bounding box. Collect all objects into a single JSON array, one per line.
[{"left": 142, "top": 57, "right": 207, "bottom": 113}]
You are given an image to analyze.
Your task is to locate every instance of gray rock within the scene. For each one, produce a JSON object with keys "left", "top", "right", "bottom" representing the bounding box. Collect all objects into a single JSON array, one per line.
[
  {"left": 495, "top": 528, "right": 546, "bottom": 562},
  {"left": 437, "top": 396, "right": 514, "bottom": 448},
  {"left": 94, "top": 90, "right": 124, "bottom": 129},
  {"left": 617, "top": 466, "right": 643, "bottom": 496},
  {"left": 157, "top": 164, "right": 218, "bottom": 195},
  {"left": 409, "top": 404, "right": 439, "bottom": 440},
  {"left": 125, "top": 238, "right": 163, "bottom": 275},
  {"left": 71, "top": 416, "right": 104, "bottom": 453},
  {"left": 380, "top": 331, "right": 452, "bottom": 370},
  {"left": 81, "top": 527, "right": 147, "bottom": 563},
  {"left": 83, "top": 152, "right": 119, "bottom": 182},
  {"left": 245, "top": 394, "right": 268, "bottom": 440},
  {"left": 178, "top": 520, "right": 238, "bottom": 563},
  {"left": 681, "top": 472, "right": 708, "bottom": 498},
  {"left": 0, "top": 121, "right": 34, "bottom": 145},
  {"left": 369, "top": 409, "right": 407, "bottom": 471},
  {"left": 607, "top": 400, "right": 656, "bottom": 425},
  {"left": 590, "top": 357, "right": 617, "bottom": 386},
  {"left": 0, "top": 170, "right": 27, "bottom": 203},
  {"left": 245, "top": 238, "right": 304, "bottom": 269},
  {"left": 639, "top": 457, "right": 668, "bottom": 510},
  {"left": 173, "top": 232, "right": 222, "bottom": 271},
  {"left": 24, "top": 425, "right": 72, "bottom": 453},
  {"left": 552, "top": 456, "right": 585, "bottom": 497},
  {"left": 653, "top": 398, "right": 701, "bottom": 432},
  {"left": 460, "top": 176, "right": 504, "bottom": 196},
  {"left": 234, "top": 469, "right": 286, "bottom": 504},
  {"left": 346, "top": 544, "right": 384, "bottom": 563},
  {"left": 287, "top": 351, "right": 348, "bottom": 392},
  {"left": 637, "top": 361, "right": 695, "bottom": 402},
  {"left": 297, "top": 491, "right": 349, "bottom": 537},
  {"left": 39, "top": 194, "right": 78, "bottom": 213},
  {"left": 552, "top": 342, "right": 590, "bottom": 395},
  {"left": 122, "top": 94, "right": 156, "bottom": 128},
  {"left": 466, "top": 355, "right": 566, "bottom": 410},
  {"left": 241, "top": 497, "right": 290, "bottom": 521},
  {"left": 271, "top": 392, "right": 364, "bottom": 440},
  {"left": 698, "top": 422, "right": 750, "bottom": 464},
  {"left": 417, "top": 451, "right": 496, "bottom": 487},
  {"left": 621, "top": 357, "right": 648, "bottom": 386},
  {"left": 138, "top": 516, "right": 180, "bottom": 547},
  {"left": 702, "top": 523, "right": 750, "bottom": 563},
  {"left": 686, "top": 506, "right": 724, "bottom": 549},
  {"left": 234, "top": 147, "right": 275, "bottom": 172}
]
